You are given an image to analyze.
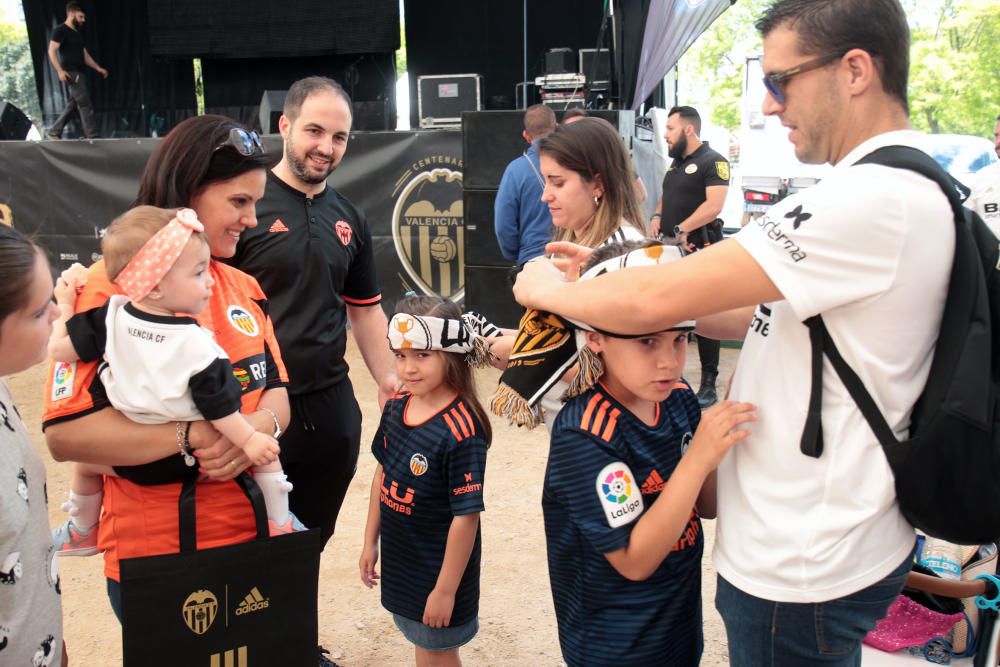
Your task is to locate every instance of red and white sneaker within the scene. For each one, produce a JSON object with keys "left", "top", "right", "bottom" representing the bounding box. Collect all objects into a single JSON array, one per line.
[
  {"left": 268, "top": 512, "right": 307, "bottom": 536},
  {"left": 52, "top": 520, "right": 98, "bottom": 557}
]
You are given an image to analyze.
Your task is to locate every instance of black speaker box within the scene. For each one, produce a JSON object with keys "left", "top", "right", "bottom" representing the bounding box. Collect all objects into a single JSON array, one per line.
[
  {"left": 352, "top": 100, "right": 391, "bottom": 131},
  {"left": 258, "top": 90, "right": 287, "bottom": 134},
  {"left": 462, "top": 111, "right": 530, "bottom": 190},
  {"left": 0, "top": 100, "right": 32, "bottom": 140},
  {"left": 545, "top": 48, "right": 576, "bottom": 75},
  {"left": 463, "top": 190, "right": 510, "bottom": 267},
  {"left": 580, "top": 48, "right": 611, "bottom": 87},
  {"left": 464, "top": 264, "right": 522, "bottom": 329},
  {"left": 462, "top": 109, "right": 635, "bottom": 190}
]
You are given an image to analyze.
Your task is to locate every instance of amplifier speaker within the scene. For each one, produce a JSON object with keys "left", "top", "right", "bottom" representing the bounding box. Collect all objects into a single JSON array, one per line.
[
  {"left": 258, "top": 90, "right": 287, "bottom": 134},
  {"left": 0, "top": 100, "right": 32, "bottom": 140},
  {"left": 462, "top": 111, "right": 531, "bottom": 190},
  {"left": 464, "top": 265, "right": 522, "bottom": 329},
  {"left": 545, "top": 48, "right": 576, "bottom": 75},
  {"left": 462, "top": 109, "right": 635, "bottom": 190},
  {"left": 352, "top": 100, "right": 391, "bottom": 131},
  {"left": 579, "top": 48, "right": 611, "bottom": 87},
  {"left": 463, "top": 190, "right": 509, "bottom": 267}
]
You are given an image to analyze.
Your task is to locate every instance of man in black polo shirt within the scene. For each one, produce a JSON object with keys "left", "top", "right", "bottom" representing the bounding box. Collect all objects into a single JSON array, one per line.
[
  {"left": 46, "top": 1, "right": 107, "bottom": 139},
  {"left": 229, "top": 77, "right": 398, "bottom": 553},
  {"left": 650, "top": 105, "right": 730, "bottom": 408}
]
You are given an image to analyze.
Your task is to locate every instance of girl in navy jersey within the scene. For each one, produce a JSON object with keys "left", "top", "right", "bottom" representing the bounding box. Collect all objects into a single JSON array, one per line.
[{"left": 360, "top": 295, "right": 491, "bottom": 666}]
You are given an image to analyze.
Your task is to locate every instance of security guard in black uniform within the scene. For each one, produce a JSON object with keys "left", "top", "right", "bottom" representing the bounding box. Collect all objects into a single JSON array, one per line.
[{"left": 650, "top": 106, "right": 730, "bottom": 408}]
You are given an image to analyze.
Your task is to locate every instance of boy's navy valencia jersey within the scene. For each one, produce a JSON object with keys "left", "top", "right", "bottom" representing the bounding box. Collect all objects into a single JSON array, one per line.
[
  {"left": 373, "top": 392, "right": 487, "bottom": 625},
  {"left": 543, "top": 382, "right": 704, "bottom": 667}
]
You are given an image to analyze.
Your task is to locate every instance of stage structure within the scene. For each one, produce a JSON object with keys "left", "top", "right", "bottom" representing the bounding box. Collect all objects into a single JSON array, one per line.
[
  {"left": 22, "top": 0, "right": 399, "bottom": 138},
  {"left": 21, "top": 0, "right": 731, "bottom": 138}
]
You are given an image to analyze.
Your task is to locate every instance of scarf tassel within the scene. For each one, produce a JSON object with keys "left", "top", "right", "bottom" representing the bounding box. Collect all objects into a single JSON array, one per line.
[
  {"left": 467, "top": 336, "right": 493, "bottom": 369},
  {"left": 490, "top": 382, "right": 543, "bottom": 428},
  {"left": 564, "top": 346, "right": 604, "bottom": 400}
]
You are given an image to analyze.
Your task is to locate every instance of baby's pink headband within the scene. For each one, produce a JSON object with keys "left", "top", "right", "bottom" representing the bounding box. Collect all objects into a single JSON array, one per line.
[{"left": 114, "top": 208, "right": 205, "bottom": 302}]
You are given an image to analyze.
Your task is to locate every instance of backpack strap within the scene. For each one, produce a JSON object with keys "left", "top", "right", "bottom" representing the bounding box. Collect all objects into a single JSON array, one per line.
[
  {"left": 800, "top": 316, "right": 901, "bottom": 457},
  {"left": 799, "top": 144, "right": 969, "bottom": 460},
  {"left": 856, "top": 145, "right": 970, "bottom": 217}
]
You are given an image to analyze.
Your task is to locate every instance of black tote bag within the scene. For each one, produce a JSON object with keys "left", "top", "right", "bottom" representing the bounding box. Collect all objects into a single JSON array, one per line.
[{"left": 119, "top": 473, "right": 321, "bottom": 666}]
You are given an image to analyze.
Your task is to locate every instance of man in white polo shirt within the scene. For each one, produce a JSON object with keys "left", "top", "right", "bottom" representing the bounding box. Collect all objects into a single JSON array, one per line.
[
  {"left": 967, "top": 113, "right": 1000, "bottom": 238},
  {"left": 512, "top": 0, "right": 952, "bottom": 663}
]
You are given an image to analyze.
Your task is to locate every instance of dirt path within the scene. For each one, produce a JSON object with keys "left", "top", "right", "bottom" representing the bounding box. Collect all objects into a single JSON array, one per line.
[{"left": 11, "top": 338, "right": 737, "bottom": 666}]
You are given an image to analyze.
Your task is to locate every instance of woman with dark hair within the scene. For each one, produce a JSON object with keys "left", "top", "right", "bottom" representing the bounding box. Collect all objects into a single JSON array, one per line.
[
  {"left": 0, "top": 226, "right": 66, "bottom": 665},
  {"left": 42, "top": 115, "right": 290, "bottom": 621}
]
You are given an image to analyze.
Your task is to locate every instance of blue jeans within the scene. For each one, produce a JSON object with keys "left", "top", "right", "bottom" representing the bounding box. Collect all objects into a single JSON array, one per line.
[
  {"left": 107, "top": 578, "right": 122, "bottom": 623},
  {"left": 716, "top": 544, "right": 915, "bottom": 667}
]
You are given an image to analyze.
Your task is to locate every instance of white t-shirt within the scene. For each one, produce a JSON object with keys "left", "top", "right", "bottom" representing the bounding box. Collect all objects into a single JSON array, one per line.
[
  {"left": 67, "top": 295, "right": 241, "bottom": 424},
  {"left": 715, "top": 131, "right": 954, "bottom": 603},
  {"left": 540, "top": 223, "right": 647, "bottom": 432},
  {"left": 967, "top": 160, "right": 1000, "bottom": 238}
]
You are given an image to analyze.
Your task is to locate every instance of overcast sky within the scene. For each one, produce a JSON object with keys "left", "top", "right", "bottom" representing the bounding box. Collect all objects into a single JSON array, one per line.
[{"left": 0, "top": 0, "right": 23, "bottom": 25}]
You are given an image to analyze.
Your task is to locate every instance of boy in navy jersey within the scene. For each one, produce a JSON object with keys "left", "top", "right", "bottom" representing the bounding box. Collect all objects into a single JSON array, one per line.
[{"left": 543, "top": 241, "right": 756, "bottom": 666}]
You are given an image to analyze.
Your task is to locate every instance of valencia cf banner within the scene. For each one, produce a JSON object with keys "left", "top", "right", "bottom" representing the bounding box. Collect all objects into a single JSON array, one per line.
[
  {"left": 0, "top": 130, "right": 463, "bottom": 311},
  {"left": 327, "top": 130, "right": 466, "bottom": 306}
]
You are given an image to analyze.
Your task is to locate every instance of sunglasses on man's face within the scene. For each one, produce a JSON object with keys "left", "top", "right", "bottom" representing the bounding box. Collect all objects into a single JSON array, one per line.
[
  {"left": 761, "top": 52, "right": 843, "bottom": 105},
  {"left": 214, "top": 128, "right": 264, "bottom": 156}
]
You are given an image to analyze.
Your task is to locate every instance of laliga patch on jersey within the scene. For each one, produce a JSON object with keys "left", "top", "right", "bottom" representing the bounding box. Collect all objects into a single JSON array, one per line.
[
  {"left": 50, "top": 361, "right": 76, "bottom": 402},
  {"left": 227, "top": 305, "right": 260, "bottom": 337},
  {"left": 596, "top": 462, "right": 644, "bottom": 528},
  {"left": 684, "top": 163, "right": 698, "bottom": 175}
]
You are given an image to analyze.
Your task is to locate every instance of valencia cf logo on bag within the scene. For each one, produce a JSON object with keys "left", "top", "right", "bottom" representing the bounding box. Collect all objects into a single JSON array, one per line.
[
  {"left": 227, "top": 305, "right": 259, "bottom": 337},
  {"left": 391, "top": 162, "right": 465, "bottom": 301},
  {"left": 335, "top": 220, "right": 353, "bottom": 246},
  {"left": 182, "top": 589, "right": 218, "bottom": 635}
]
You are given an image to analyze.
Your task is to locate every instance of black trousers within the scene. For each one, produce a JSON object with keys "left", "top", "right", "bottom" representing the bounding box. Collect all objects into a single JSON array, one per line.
[
  {"left": 690, "top": 230, "right": 722, "bottom": 381},
  {"left": 49, "top": 72, "right": 98, "bottom": 138},
  {"left": 696, "top": 335, "right": 720, "bottom": 378},
  {"left": 281, "top": 379, "right": 362, "bottom": 550}
]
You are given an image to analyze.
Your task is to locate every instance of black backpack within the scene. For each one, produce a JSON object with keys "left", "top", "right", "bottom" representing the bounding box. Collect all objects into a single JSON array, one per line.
[{"left": 799, "top": 145, "right": 1000, "bottom": 544}]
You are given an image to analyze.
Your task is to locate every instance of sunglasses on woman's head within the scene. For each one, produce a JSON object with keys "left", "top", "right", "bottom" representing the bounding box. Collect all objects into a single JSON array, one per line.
[{"left": 214, "top": 128, "right": 264, "bottom": 156}]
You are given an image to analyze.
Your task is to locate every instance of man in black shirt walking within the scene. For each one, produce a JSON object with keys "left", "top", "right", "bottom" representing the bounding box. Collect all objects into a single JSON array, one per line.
[
  {"left": 46, "top": 1, "right": 107, "bottom": 139},
  {"left": 650, "top": 106, "right": 730, "bottom": 407}
]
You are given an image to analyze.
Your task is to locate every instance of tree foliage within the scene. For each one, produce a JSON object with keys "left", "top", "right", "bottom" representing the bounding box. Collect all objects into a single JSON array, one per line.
[
  {"left": 678, "top": 0, "right": 1000, "bottom": 137},
  {"left": 0, "top": 20, "right": 42, "bottom": 130},
  {"left": 906, "top": 0, "right": 1000, "bottom": 136},
  {"left": 677, "top": 0, "right": 767, "bottom": 131}
]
